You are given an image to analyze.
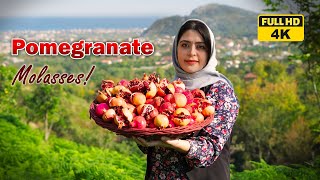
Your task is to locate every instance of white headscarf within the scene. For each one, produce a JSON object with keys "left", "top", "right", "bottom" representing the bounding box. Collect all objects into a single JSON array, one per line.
[{"left": 172, "top": 19, "right": 232, "bottom": 90}]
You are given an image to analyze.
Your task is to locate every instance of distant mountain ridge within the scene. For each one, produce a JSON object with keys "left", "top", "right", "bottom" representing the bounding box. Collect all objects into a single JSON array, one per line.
[{"left": 142, "top": 3, "right": 258, "bottom": 38}]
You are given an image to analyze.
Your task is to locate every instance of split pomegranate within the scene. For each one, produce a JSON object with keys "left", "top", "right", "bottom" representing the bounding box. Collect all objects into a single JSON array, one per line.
[
  {"left": 93, "top": 73, "right": 216, "bottom": 130},
  {"left": 153, "top": 96, "right": 164, "bottom": 109},
  {"left": 172, "top": 79, "right": 185, "bottom": 90},
  {"left": 159, "top": 102, "right": 175, "bottom": 116},
  {"left": 118, "top": 79, "right": 129, "bottom": 87},
  {"left": 101, "top": 80, "right": 114, "bottom": 90},
  {"left": 146, "top": 81, "right": 157, "bottom": 99},
  {"left": 122, "top": 108, "right": 133, "bottom": 122},
  {"left": 96, "top": 90, "right": 109, "bottom": 103},
  {"left": 114, "top": 115, "right": 126, "bottom": 129},
  {"left": 173, "top": 108, "right": 192, "bottom": 126},
  {"left": 166, "top": 83, "right": 175, "bottom": 94},
  {"left": 191, "top": 88, "right": 206, "bottom": 99}
]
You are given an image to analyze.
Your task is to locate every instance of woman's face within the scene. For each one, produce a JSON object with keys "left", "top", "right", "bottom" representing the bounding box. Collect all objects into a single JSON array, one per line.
[{"left": 177, "top": 29, "right": 209, "bottom": 74}]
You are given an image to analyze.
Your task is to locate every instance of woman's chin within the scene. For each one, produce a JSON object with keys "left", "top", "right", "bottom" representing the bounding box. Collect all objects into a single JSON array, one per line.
[{"left": 183, "top": 67, "right": 201, "bottom": 74}]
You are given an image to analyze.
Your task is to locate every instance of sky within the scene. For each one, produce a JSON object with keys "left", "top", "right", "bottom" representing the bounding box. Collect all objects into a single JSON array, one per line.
[{"left": 0, "top": 0, "right": 268, "bottom": 17}]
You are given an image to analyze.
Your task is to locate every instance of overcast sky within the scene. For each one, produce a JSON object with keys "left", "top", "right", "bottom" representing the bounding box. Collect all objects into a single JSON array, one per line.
[{"left": 0, "top": 0, "right": 268, "bottom": 17}]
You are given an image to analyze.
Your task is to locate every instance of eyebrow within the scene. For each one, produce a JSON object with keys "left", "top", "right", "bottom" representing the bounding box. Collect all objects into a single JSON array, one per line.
[{"left": 179, "top": 40, "right": 205, "bottom": 44}]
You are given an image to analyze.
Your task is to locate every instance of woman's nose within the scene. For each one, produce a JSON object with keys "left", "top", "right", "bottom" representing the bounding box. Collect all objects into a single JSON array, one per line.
[{"left": 189, "top": 45, "right": 196, "bottom": 56}]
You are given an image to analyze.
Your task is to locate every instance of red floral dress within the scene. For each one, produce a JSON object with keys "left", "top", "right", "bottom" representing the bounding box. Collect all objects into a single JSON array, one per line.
[{"left": 138, "top": 80, "right": 240, "bottom": 180}]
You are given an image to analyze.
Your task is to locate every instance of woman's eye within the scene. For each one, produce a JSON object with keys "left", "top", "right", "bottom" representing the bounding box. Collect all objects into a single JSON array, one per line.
[
  {"left": 181, "top": 43, "right": 189, "bottom": 48},
  {"left": 197, "top": 45, "right": 206, "bottom": 49}
]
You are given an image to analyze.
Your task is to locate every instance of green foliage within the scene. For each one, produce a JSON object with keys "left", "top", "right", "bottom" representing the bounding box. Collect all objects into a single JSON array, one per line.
[
  {"left": 231, "top": 159, "right": 320, "bottom": 180},
  {"left": 263, "top": 0, "right": 320, "bottom": 109},
  {"left": 143, "top": 3, "right": 258, "bottom": 38},
  {"left": 0, "top": 66, "right": 21, "bottom": 115},
  {"left": 234, "top": 60, "right": 316, "bottom": 167},
  {"left": 0, "top": 117, "right": 146, "bottom": 179}
]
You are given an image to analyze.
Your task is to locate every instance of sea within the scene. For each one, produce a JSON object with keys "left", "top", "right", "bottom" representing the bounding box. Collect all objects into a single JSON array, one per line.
[{"left": 0, "top": 17, "right": 159, "bottom": 31}]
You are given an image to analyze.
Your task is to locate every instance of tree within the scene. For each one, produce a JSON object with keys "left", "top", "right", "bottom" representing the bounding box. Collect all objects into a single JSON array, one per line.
[
  {"left": 0, "top": 66, "right": 21, "bottom": 115},
  {"left": 25, "top": 85, "right": 62, "bottom": 141},
  {"left": 263, "top": 0, "right": 320, "bottom": 109}
]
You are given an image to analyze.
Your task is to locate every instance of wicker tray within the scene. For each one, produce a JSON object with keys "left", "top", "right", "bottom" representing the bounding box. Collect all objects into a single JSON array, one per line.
[{"left": 89, "top": 103, "right": 214, "bottom": 138}]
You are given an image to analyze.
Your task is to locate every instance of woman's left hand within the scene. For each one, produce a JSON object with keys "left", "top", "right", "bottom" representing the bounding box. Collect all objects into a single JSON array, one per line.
[{"left": 133, "top": 136, "right": 191, "bottom": 154}]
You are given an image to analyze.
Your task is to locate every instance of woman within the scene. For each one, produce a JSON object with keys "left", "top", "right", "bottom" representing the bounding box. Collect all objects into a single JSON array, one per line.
[{"left": 135, "top": 19, "right": 239, "bottom": 180}]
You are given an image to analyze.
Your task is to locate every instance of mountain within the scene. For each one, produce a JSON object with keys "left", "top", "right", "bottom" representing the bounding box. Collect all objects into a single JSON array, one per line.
[{"left": 142, "top": 3, "right": 258, "bottom": 38}]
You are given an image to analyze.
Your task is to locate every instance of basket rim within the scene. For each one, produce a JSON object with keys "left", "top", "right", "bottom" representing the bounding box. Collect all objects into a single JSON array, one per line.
[{"left": 89, "top": 102, "right": 214, "bottom": 137}]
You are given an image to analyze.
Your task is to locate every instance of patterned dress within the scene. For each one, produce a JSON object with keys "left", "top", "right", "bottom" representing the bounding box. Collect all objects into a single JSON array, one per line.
[{"left": 139, "top": 80, "right": 240, "bottom": 180}]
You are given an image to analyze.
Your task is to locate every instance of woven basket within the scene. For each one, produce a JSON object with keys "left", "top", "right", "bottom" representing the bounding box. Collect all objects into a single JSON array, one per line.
[{"left": 89, "top": 102, "right": 214, "bottom": 138}]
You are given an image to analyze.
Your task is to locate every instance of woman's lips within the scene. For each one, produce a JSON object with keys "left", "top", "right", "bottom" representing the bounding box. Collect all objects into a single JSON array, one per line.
[{"left": 185, "top": 60, "right": 198, "bottom": 65}]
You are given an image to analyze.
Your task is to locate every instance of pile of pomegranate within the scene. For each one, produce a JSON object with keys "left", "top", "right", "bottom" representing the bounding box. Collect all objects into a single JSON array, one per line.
[{"left": 93, "top": 73, "right": 214, "bottom": 130}]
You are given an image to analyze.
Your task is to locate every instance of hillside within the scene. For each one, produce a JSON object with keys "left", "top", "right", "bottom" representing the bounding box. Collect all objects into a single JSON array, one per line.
[
  {"left": 0, "top": 116, "right": 146, "bottom": 179},
  {"left": 142, "top": 3, "right": 258, "bottom": 38}
]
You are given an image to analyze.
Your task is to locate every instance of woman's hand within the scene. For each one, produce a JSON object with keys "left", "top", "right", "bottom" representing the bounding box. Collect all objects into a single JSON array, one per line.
[{"left": 133, "top": 136, "right": 191, "bottom": 154}]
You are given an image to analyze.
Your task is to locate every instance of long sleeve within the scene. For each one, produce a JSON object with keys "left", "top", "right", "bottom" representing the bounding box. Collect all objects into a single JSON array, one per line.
[
  {"left": 185, "top": 80, "right": 239, "bottom": 168},
  {"left": 137, "top": 144, "right": 148, "bottom": 154}
]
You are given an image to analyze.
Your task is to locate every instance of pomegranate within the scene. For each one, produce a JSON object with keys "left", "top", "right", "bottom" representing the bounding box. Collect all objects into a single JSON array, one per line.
[
  {"left": 184, "top": 104, "right": 194, "bottom": 114},
  {"left": 131, "top": 92, "right": 146, "bottom": 106},
  {"left": 174, "top": 86, "right": 184, "bottom": 93},
  {"left": 102, "top": 109, "right": 116, "bottom": 122},
  {"left": 122, "top": 108, "right": 133, "bottom": 122},
  {"left": 191, "top": 89, "right": 206, "bottom": 99},
  {"left": 118, "top": 79, "right": 129, "bottom": 87},
  {"left": 173, "top": 93, "right": 187, "bottom": 108},
  {"left": 136, "top": 104, "right": 145, "bottom": 115},
  {"left": 153, "top": 96, "right": 164, "bottom": 109},
  {"left": 146, "top": 81, "right": 157, "bottom": 99},
  {"left": 145, "top": 98, "right": 154, "bottom": 105},
  {"left": 182, "top": 90, "right": 194, "bottom": 104},
  {"left": 142, "top": 73, "right": 149, "bottom": 80},
  {"left": 163, "top": 94, "right": 174, "bottom": 103},
  {"left": 96, "top": 90, "right": 109, "bottom": 103},
  {"left": 114, "top": 115, "right": 126, "bottom": 129},
  {"left": 148, "top": 121, "right": 156, "bottom": 128},
  {"left": 111, "top": 85, "right": 127, "bottom": 95},
  {"left": 95, "top": 103, "right": 109, "bottom": 117},
  {"left": 126, "top": 103, "right": 136, "bottom": 113},
  {"left": 132, "top": 116, "right": 147, "bottom": 129},
  {"left": 128, "top": 78, "right": 144, "bottom": 92},
  {"left": 146, "top": 108, "right": 159, "bottom": 121},
  {"left": 154, "top": 114, "right": 169, "bottom": 128},
  {"left": 156, "top": 78, "right": 169, "bottom": 97},
  {"left": 168, "top": 120, "right": 176, "bottom": 128},
  {"left": 159, "top": 102, "right": 175, "bottom": 115},
  {"left": 192, "top": 110, "right": 205, "bottom": 123},
  {"left": 101, "top": 80, "right": 114, "bottom": 90},
  {"left": 188, "top": 118, "right": 195, "bottom": 126},
  {"left": 172, "top": 79, "right": 185, "bottom": 90},
  {"left": 140, "top": 104, "right": 157, "bottom": 121},
  {"left": 173, "top": 108, "right": 191, "bottom": 126},
  {"left": 166, "top": 83, "right": 175, "bottom": 94},
  {"left": 109, "top": 96, "right": 126, "bottom": 107},
  {"left": 147, "top": 73, "right": 159, "bottom": 84},
  {"left": 202, "top": 106, "right": 215, "bottom": 117}
]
